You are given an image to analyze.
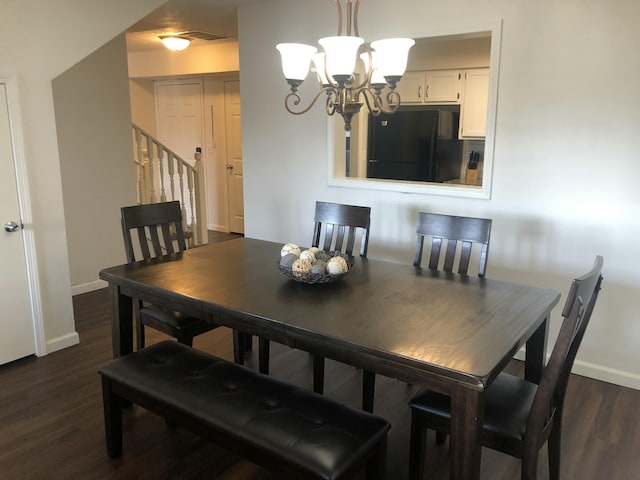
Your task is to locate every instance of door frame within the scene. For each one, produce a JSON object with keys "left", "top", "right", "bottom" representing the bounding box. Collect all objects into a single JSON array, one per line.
[{"left": 1, "top": 76, "right": 45, "bottom": 356}]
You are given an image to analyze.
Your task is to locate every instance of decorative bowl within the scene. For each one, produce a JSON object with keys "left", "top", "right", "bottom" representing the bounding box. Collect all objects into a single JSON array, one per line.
[{"left": 278, "top": 251, "right": 353, "bottom": 284}]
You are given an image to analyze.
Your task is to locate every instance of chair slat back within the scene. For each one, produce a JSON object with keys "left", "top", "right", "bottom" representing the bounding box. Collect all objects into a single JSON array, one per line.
[
  {"left": 413, "top": 212, "right": 492, "bottom": 276},
  {"left": 312, "top": 201, "right": 371, "bottom": 257},
  {"left": 120, "top": 201, "right": 187, "bottom": 263},
  {"left": 526, "top": 256, "right": 604, "bottom": 449}
]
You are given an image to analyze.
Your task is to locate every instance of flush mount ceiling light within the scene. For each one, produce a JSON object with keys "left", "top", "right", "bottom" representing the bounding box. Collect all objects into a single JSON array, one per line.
[
  {"left": 276, "top": 0, "right": 414, "bottom": 131},
  {"left": 159, "top": 35, "right": 191, "bottom": 51}
]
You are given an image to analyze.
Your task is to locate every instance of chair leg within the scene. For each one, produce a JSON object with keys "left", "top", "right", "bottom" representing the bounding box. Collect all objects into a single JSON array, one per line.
[
  {"left": 258, "top": 337, "right": 270, "bottom": 374},
  {"left": 548, "top": 423, "right": 562, "bottom": 480},
  {"left": 409, "top": 413, "right": 427, "bottom": 480},
  {"left": 313, "top": 355, "right": 325, "bottom": 394},
  {"left": 135, "top": 319, "right": 145, "bottom": 350},
  {"left": 232, "top": 330, "right": 244, "bottom": 365},
  {"left": 101, "top": 376, "right": 123, "bottom": 458},
  {"left": 135, "top": 301, "right": 145, "bottom": 350},
  {"left": 521, "top": 449, "right": 539, "bottom": 480},
  {"left": 243, "top": 333, "right": 253, "bottom": 352},
  {"left": 362, "top": 370, "right": 376, "bottom": 412}
]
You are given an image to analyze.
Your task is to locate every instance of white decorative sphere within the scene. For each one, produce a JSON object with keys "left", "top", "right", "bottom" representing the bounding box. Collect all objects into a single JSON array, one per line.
[
  {"left": 280, "top": 243, "right": 301, "bottom": 257},
  {"left": 292, "top": 258, "right": 313, "bottom": 273},
  {"left": 299, "top": 249, "right": 316, "bottom": 263},
  {"left": 326, "top": 256, "right": 349, "bottom": 274},
  {"left": 308, "top": 247, "right": 321, "bottom": 254}
]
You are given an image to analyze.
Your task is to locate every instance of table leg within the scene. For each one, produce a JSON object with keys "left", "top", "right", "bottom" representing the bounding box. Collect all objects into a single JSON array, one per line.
[
  {"left": 450, "top": 385, "right": 484, "bottom": 480},
  {"left": 525, "top": 315, "right": 549, "bottom": 384},
  {"left": 109, "top": 284, "right": 133, "bottom": 359}
]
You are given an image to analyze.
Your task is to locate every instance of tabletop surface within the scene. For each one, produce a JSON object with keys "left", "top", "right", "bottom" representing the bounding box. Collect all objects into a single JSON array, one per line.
[{"left": 100, "top": 237, "right": 560, "bottom": 392}]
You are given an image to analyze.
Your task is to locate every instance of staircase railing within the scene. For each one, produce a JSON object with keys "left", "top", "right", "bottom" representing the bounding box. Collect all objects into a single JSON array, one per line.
[{"left": 131, "top": 123, "right": 207, "bottom": 245}]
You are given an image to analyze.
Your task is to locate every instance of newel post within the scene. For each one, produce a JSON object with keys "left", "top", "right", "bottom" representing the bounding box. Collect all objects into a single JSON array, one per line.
[{"left": 193, "top": 147, "right": 207, "bottom": 245}]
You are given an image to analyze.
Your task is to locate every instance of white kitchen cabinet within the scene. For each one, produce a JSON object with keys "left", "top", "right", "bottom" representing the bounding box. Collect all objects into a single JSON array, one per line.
[
  {"left": 459, "top": 68, "right": 489, "bottom": 138},
  {"left": 396, "top": 70, "right": 461, "bottom": 104}
]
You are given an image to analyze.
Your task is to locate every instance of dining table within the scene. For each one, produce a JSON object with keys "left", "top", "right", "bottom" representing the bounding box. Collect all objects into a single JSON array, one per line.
[{"left": 99, "top": 237, "right": 560, "bottom": 480}]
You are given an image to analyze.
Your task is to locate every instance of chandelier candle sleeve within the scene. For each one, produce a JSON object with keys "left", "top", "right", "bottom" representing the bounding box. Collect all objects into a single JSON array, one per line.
[
  {"left": 318, "top": 36, "right": 365, "bottom": 84},
  {"left": 276, "top": 44, "right": 318, "bottom": 88}
]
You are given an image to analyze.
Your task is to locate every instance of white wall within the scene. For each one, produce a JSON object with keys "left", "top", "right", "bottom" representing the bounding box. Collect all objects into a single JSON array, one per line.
[
  {"left": 53, "top": 34, "right": 138, "bottom": 288},
  {"left": 238, "top": 0, "right": 640, "bottom": 388},
  {"left": 0, "top": 0, "right": 165, "bottom": 354}
]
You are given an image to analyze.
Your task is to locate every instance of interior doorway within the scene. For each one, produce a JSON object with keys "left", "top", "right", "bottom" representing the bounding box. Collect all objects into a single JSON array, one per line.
[{"left": 152, "top": 77, "right": 244, "bottom": 235}]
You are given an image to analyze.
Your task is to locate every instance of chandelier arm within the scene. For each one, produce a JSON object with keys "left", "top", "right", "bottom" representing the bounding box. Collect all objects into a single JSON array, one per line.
[
  {"left": 358, "top": 87, "right": 402, "bottom": 116},
  {"left": 325, "top": 89, "right": 339, "bottom": 116},
  {"left": 385, "top": 89, "right": 402, "bottom": 110},
  {"left": 358, "top": 88, "right": 382, "bottom": 116},
  {"left": 353, "top": 0, "right": 361, "bottom": 37},
  {"left": 335, "top": 0, "right": 343, "bottom": 36},
  {"left": 350, "top": 68, "right": 370, "bottom": 91},
  {"left": 284, "top": 87, "right": 337, "bottom": 116}
]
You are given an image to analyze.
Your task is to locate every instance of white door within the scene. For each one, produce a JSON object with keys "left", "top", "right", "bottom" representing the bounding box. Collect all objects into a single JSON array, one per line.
[
  {"left": 156, "top": 81, "right": 204, "bottom": 224},
  {"left": 224, "top": 80, "right": 244, "bottom": 234},
  {"left": 0, "top": 83, "right": 35, "bottom": 365}
]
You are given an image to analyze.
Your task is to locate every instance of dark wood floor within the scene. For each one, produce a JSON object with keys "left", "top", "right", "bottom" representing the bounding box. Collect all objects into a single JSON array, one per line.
[{"left": 1, "top": 233, "right": 638, "bottom": 479}]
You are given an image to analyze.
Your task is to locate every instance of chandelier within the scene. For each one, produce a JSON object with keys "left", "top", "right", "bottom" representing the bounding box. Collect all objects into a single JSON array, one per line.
[{"left": 276, "top": 0, "right": 415, "bottom": 131}]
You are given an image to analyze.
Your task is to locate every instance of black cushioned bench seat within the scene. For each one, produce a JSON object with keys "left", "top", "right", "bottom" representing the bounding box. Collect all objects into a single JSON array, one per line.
[{"left": 98, "top": 341, "right": 390, "bottom": 480}]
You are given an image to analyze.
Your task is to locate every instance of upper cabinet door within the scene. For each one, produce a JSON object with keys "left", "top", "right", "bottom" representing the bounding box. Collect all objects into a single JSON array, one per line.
[
  {"left": 396, "top": 71, "right": 425, "bottom": 103},
  {"left": 424, "top": 70, "right": 460, "bottom": 103},
  {"left": 459, "top": 68, "right": 490, "bottom": 138},
  {"left": 396, "top": 70, "right": 461, "bottom": 104}
]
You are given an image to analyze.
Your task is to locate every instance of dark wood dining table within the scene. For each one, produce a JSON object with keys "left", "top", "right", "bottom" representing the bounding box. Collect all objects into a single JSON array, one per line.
[{"left": 99, "top": 237, "right": 560, "bottom": 480}]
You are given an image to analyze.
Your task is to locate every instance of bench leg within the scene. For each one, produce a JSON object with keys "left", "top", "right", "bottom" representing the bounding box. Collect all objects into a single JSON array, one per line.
[
  {"left": 366, "top": 436, "right": 387, "bottom": 480},
  {"left": 313, "top": 355, "right": 325, "bottom": 394},
  {"left": 101, "top": 376, "right": 123, "bottom": 458}
]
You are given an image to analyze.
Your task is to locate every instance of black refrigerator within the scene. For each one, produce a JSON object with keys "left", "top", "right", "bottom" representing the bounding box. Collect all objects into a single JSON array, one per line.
[{"left": 367, "top": 107, "right": 463, "bottom": 183}]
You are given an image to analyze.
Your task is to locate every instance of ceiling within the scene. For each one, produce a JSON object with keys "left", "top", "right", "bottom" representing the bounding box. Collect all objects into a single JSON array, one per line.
[{"left": 125, "top": 0, "right": 265, "bottom": 53}]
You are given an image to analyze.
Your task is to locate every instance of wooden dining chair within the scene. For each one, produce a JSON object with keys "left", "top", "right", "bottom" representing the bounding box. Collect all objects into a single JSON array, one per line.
[
  {"left": 413, "top": 212, "right": 492, "bottom": 275},
  {"left": 258, "top": 201, "right": 373, "bottom": 406},
  {"left": 408, "top": 256, "right": 604, "bottom": 480},
  {"left": 120, "top": 201, "right": 248, "bottom": 361}
]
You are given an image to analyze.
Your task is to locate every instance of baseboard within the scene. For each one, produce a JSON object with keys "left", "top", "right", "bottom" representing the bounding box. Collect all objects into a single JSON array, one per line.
[
  {"left": 514, "top": 349, "right": 639, "bottom": 390},
  {"left": 43, "top": 332, "right": 80, "bottom": 356},
  {"left": 71, "top": 279, "right": 107, "bottom": 296},
  {"left": 208, "top": 223, "right": 229, "bottom": 232},
  {"left": 570, "top": 360, "right": 640, "bottom": 390}
]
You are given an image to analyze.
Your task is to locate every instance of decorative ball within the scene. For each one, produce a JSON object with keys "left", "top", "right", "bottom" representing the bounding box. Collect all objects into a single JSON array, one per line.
[
  {"left": 326, "top": 256, "right": 349, "bottom": 274},
  {"left": 281, "top": 243, "right": 301, "bottom": 257},
  {"left": 299, "top": 249, "right": 316, "bottom": 263},
  {"left": 310, "top": 260, "right": 327, "bottom": 275},
  {"left": 292, "top": 258, "right": 313, "bottom": 273},
  {"left": 279, "top": 253, "right": 298, "bottom": 268},
  {"left": 308, "top": 247, "right": 321, "bottom": 254},
  {"left": 314, "top": 250, "right": 330, "bottom": 262}
]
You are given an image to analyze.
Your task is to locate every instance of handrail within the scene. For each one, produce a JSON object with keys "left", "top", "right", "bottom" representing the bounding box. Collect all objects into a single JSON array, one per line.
[{"left": 131, "top": 123, "right": 207, "bottom": 245}]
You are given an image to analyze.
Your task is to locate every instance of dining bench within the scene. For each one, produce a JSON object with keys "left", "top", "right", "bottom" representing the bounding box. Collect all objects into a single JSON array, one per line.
[{"left": 98, "top": 340, "right": 390, "bottom": 480}]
